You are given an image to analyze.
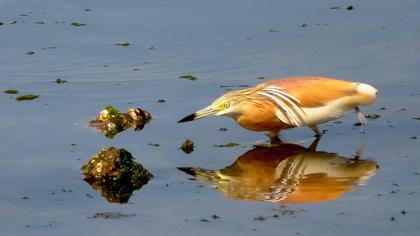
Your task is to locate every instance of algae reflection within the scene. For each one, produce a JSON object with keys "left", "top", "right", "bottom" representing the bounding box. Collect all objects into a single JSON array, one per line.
[
  {"left": 82, "top": 147, "right": 153, "bottom": 204},
  {"left": 179, "top": 139, "right": 378, "bottom": 204}
]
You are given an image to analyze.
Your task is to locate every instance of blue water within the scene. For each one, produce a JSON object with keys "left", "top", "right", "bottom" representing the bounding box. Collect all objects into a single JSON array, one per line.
[{"left": 1, "top": 0, "right": 420, "bottom": 235}]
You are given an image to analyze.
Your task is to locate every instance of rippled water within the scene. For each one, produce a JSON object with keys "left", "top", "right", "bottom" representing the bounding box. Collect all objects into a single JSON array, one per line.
[{"left": 1, "top": 0, "right": 420, "bottom": 235}]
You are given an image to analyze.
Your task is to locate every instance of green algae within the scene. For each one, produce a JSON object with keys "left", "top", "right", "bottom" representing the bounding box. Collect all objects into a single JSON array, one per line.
[
  {"left": 3, "top": 89, "right": 19, "bottom": 94},
  {"left": 179, "top": 74, "right": 198, "bottom": 81},
  {"left": 15, "top": 94, "right": 39, "bottom": 101}
]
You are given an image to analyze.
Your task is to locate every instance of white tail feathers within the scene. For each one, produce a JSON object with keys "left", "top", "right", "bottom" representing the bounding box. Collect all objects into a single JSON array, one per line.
[{"left": 357, "top": 83, "right": 378, "bottom": 97}]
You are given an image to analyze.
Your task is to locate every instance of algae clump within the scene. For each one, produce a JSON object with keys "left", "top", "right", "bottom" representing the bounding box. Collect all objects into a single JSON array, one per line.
[
  {"left": 71, "top": 21, "right": 86, "bottom": 27},
  {"left": 3, "top": 89, "right": 19, "bottom": 94},
  {"left": 15, "top": 94, "right": 39, "bottom": 101},
  {"left": 214, "top": 142, "right": 240, "bottom": 148},
  {"left": 179, "top": 74, "right": 198, "bottom": 81}
]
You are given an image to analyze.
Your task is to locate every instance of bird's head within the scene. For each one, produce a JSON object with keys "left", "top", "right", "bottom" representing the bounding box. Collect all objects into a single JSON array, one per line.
[{"left": 178, "top": 88, "right": 253, "bottom": 123}]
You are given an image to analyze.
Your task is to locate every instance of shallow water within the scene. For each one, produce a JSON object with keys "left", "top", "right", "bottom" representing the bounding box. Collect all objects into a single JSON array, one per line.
[{"left": 1, "top": 0, "right": 420, "bottom": 235}]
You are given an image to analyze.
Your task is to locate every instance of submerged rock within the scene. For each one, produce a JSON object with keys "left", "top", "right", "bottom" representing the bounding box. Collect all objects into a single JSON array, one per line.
[
  {"left": 89, "top": 105, "right": 151, "bottom": 138},
  {"left": 81, "top": 147, "right": 153, "bottom": 203}
]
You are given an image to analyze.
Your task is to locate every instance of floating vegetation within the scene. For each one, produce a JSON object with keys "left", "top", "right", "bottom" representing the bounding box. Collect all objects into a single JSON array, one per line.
[
  {"left": 181, "top": 139, "right": 194, "bottom": 154},
  {"left": 179, "top": 74, "right": 198, "bottom": 81},
  {"left": 54, "top": 78, "right": 67, "bottom": 84},
  {"left": 330, "top": 6, "right": 340, "bottom": 9},
  {"left": 89, "top": 212, "right": 136, "bottom": 220},
  {"left": 70, "top": 21, "right": 86, "bottom": 27},
  {"left": 3, "top": 89, "right": 19, "bottom": 94},
  {"left": 82, "top": 147, "right": 153, "bottom": 204},
  {"left": 365, "top": 113, "right": 381, "bottom": 120},
  {"left": 41, "top": 46, "right": 57, "bottom": 49},
  {"left": 214, "top": 142, "right": 239, "bottom": 148},
  {"left": 25, "top": 51, "right": 35, "bottom": 55},
  {"left": 115, "top": 41, "right": 130, "bottom": 47},
  {"left": 15, "top": 94, "right": 39, "bottom": 101},
  {"left": 89, "top": 105, "right": 151, "bottom": 138}
]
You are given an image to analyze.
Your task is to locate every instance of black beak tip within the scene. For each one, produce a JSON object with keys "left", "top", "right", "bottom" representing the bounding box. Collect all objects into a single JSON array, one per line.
[{"left": 177, "top": 113, "right": 196, "bottom": 123}]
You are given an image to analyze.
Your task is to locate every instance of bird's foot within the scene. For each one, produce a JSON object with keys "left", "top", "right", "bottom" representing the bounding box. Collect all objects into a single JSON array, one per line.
[{"left": 268, "top": 131, "right": 282, "bottom": 144}]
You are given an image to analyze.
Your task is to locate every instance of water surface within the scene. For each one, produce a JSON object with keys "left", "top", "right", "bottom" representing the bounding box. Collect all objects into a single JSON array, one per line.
[{"left": 1, "top": 0, "right": 420, "bottom": 235}]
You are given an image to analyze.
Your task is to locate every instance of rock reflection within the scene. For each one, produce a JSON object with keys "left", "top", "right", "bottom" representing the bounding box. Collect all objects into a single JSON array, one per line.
[
  {"left": 178, "top": 138, "right": 377, "bottom": 204},
  {"left": 82, "top": 147, "right": 153, "bottom": 204}
]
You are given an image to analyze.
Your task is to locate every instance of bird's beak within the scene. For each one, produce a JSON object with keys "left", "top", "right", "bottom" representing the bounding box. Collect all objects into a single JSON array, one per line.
[{"left": 178, "top": 106, "right": 218, "bottom": 123}]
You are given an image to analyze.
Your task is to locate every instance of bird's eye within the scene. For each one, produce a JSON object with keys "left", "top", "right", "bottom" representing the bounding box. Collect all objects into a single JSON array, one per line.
[{"left": 224, "top": 103, "right": 230, "bottom": 108}]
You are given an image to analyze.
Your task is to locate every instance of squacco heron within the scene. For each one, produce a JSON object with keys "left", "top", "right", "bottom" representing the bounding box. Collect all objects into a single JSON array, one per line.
[{"left": 178, "top": 76, "right": 378, "bottom": 139}]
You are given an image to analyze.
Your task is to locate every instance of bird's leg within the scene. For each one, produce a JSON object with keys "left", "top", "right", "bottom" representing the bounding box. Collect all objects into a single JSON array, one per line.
[
  {"left": 310, "top": 125, "right": 322, "bottom": 137},
  {"left": 354, "top": 106, "right": 367, "bottom": 134},
  {"left": 355, "top": 106, "right": 367, "bottom": 125},
  {"left": 354, "top": 131, "right": 366, "bottom": 160},
  {"left": 269, "top": 131, "right": 281, "bottom": 144},
  {"left": 308, "top": 136, "right": 321, "bottom": 151}
]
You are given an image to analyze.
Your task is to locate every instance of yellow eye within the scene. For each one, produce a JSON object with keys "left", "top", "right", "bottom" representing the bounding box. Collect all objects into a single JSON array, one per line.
[{"left": 223, "top": 102, "right": 230, "bottom": 108}]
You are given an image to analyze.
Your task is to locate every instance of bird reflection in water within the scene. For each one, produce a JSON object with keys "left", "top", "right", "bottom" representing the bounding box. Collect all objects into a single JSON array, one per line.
[{"left": 178, "top": 138, "right": 378, "bottom": 204}]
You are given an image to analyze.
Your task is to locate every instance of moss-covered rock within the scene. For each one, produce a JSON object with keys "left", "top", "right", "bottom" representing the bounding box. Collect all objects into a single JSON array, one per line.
[
  {"left": 89, "top": 106, "right": 151, "bottom": 138},
  {"left": 181, "top": 139, "right": 194, "bottom": 154},
  {"left": 82, "top": 147, "right": 153, "bottom": 203}
]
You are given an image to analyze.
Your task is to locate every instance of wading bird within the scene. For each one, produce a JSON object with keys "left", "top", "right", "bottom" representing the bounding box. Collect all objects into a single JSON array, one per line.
[{"left": 178, "top": 76, "right": 378, "bottom": 140}]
